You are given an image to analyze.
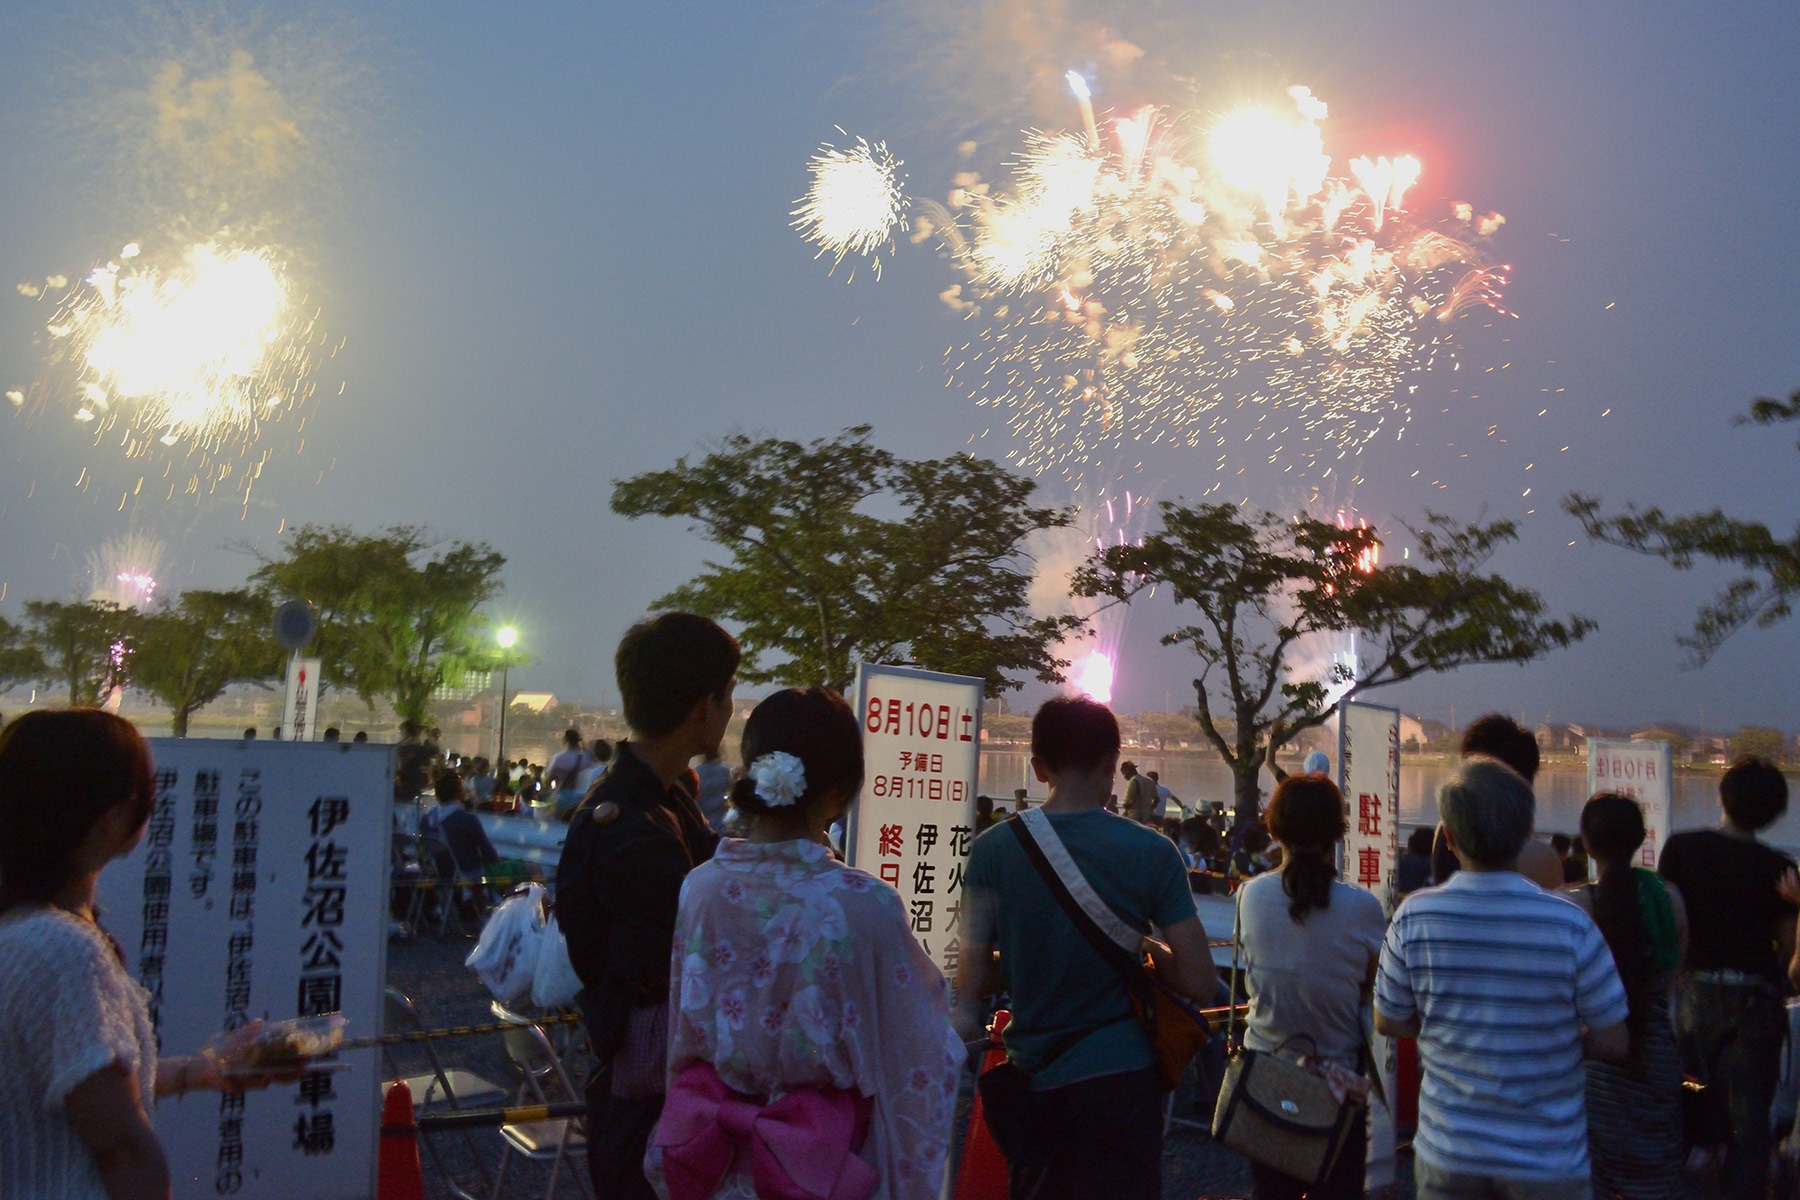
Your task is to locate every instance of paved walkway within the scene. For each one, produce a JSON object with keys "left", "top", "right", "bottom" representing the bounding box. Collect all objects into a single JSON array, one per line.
[{"left": 386, "top": 933, "right": 1744, "bottom": 1200}]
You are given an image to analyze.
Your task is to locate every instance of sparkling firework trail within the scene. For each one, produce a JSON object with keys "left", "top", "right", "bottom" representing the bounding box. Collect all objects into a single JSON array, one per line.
[
  {"left": 792, "top": 138, "right": 909, "bottom": 278},
  {"left": 801, "top": 83, "right": 1510, "bottom": 483}
]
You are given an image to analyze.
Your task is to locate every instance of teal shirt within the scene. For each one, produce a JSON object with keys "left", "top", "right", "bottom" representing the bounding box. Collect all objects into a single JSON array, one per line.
[{"left": 964, "top": 809, "right": 1197, "bottom": 1090}]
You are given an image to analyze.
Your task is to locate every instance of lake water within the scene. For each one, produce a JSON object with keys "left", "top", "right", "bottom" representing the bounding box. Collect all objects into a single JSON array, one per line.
[{"left": 979, "top": 749, "right": 1800, "bottom": 855}]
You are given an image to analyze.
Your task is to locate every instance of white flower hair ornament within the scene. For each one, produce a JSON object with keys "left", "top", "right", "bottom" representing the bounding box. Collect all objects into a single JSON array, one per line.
[{"left": 749, "top": 751, "right": 808, "bottom": 808}]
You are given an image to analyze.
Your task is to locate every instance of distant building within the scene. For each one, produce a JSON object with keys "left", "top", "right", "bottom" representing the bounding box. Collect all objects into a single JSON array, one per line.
[{"left": 1535, "top": 722, "right": 1582, "bottom": 751}]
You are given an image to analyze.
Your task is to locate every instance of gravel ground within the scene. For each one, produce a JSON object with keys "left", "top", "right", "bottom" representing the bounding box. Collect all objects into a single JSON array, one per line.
[{"left": 387, "top": 931, "right": 1739, "bottom": 1200}]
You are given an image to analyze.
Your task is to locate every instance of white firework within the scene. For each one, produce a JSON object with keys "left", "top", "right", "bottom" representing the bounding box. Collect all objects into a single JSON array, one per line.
[{"left": 792, "top": 138, "right": 908, "bottom": 277}]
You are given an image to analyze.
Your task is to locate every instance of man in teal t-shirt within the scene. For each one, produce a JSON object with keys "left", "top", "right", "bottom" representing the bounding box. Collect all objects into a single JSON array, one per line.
[{"left": 956, "top": 697, "right": 1217, "bottom": 1200}]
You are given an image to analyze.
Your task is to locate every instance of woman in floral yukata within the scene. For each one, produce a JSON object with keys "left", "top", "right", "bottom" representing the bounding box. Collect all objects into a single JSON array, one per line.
[{"left": 646, "top": 687, "right": 963, "bottom": 1200}]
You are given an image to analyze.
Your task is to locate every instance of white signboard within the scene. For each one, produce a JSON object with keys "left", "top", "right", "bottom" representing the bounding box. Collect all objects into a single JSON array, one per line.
[
  {"left": 846, "top": 663, "right": 982, "bottom": 979},
  {"left": 1587, "top": 738, "right": 1673, "bottom": 869},
  {"left": 1339, "top": 700, "right": 1402, "bottom": 913},
  {"left": 1336, "top": 701, "right": 1403, "bottom": 1193},
  {"left": 96, "top": 740, "right": 393, "bottom": 1199},
  {"left": 282, "top": 656, "right": 323, "bottom": 742}
]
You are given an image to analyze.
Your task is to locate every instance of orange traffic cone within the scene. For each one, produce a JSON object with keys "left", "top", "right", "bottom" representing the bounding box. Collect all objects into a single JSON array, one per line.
[
  {"left": 954, "top": 1010, "right": 1011, "bottom": 1200},
  {"left": 378, "top": 1080, "right": 425, "bottom": 1200}
]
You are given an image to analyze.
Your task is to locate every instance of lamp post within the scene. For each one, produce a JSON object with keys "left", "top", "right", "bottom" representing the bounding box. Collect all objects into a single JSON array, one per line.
[{"left": 496, "top": 625, "right": 518, "bottom": 769}]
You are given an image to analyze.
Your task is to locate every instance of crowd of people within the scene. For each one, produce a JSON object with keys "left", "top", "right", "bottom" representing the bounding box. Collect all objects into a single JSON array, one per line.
[{"left": 4, "top": 610, "right": 1800, "bottom": 1200}]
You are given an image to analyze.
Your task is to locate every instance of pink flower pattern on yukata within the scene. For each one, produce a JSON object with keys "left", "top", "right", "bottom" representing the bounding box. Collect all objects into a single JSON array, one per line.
[{"left": 652, "top": 837, "right": 962, "bottom": 1200}]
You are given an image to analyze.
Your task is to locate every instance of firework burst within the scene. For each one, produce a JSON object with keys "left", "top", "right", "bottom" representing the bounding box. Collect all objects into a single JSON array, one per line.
[
  {"left": 49, "top": 240, "right": 315, "bottom": 447},
  {"left": 799, "top": 82, "right": 1510, "bottom": 482},
  {"left": 792, "top": 137, "right": 909, "bottom": 278}
]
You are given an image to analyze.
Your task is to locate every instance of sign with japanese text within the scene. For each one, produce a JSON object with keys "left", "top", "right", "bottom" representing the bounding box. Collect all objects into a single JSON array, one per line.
[
  {"left": 1336, "top": 701, "right": 1402, "bottom": 1194},
  {"left": 282, "top": 656, "right": 323, "bottom": 742},
  {"left": 96, "top": 740, "right": 392, "bottom": 1200},
  {"left": 846, "top": 663, "right": 982, "bottom": 980},
  {"left": 1586, "top": 738, "right": 1673, "bottom": 869},
  {"left": 1339, "top": 700, "right": 1402, "bottom": 915}
]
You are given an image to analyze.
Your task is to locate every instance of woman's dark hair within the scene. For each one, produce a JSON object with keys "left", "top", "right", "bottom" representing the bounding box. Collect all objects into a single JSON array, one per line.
[
  {"left": 0, "top": 710, "right": 155, "bottom": 913},
  {"left": 1582, "top": 792, "right": 1654, "bottom": 1059},
  {"left": 1720, "top": 756, "right": 1788, "bottom": 832},
  {"left": 1265, "top": 774, "right": 1346, "bottom": 922},
  {"left": 1406, "top": 826, "right": 1435, "bottom": 857},
  {"left": 730, "top": 688, "right": 864, "bottom": 822}
]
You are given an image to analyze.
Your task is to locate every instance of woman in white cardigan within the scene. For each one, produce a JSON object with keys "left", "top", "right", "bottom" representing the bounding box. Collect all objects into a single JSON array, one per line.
[{"left": 0, "top": 710, "right": 302, "bottom": 1200}]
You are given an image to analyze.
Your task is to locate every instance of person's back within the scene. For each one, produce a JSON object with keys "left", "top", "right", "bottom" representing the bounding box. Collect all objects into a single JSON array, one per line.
[
  {"left": 1120, "top": 762, "right": 1156, "bottom": 824},
  {"left": 394, "top": 723, "right": 431, "bottom": 800},
  {"left": 1377, "top": 759, "right": 1627, "bottom": 1197},
  {"left": 439, "top": 806, "right": 498, "bottom": 871},
  {"left": 692, "top": 752, "right": 730, "bottom": 832},
  {"left": 1239, "top": 774, "right": 1386, "bottom": 1200},
  {"left": 1656, "top": 756, "right": 1794, "bottom": 1200},
  {"left": 1396, "top": 826, "right": 1435, "bottom": 895},
  {"left": 958, "top": 697, "right": 1215, "bottom": 1200},
  {"left": 1659, "top": 828, "right": 1794, "bottom": 979},
  {"left": 973, "top": 808, "right": 1191, "bottom": 1077}
]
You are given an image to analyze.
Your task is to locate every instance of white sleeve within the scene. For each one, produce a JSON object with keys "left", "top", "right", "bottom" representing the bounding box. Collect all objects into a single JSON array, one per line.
[
  {"left": 849, "top": 889, "right": 962, "bottom": 1200},
  {"left": 33, "top": 926, "right": 146, "bottom": 1112}
]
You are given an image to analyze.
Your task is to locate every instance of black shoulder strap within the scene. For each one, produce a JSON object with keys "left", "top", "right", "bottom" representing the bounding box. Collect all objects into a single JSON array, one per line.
[{"left": 1005, "top": 816, "right": 1149, "bottom": 998}]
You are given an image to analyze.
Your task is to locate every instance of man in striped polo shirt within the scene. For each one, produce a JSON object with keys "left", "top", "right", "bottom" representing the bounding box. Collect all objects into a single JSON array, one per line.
[{"left": 1375, "top": 757, "right": 1629, "bottom": 1199}]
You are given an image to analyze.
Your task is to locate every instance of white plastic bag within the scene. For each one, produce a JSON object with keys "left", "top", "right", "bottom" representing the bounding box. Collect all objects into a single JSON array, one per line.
[
  {"left": 466, "top": 882, "right": 546, "bottom": 1004},
  {"left": 531, "top": 913, "right": 584, "bottom": 1010}
]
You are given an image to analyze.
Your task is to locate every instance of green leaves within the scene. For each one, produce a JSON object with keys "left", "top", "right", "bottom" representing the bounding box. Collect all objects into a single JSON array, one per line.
[
  {"left": 250, "top": 526, "right": 507, "bottom": 725},
  {"left": 1074, "top": 503, "right": 1591, "bottom": 821},
  {"left": 1568, "top": 390, "right": 1800, "bottom": 665},
  {"left": 612, "top": 427, "right": 1083, "bottom": 695},
  {"left": 22, "top": 599, "right": 135, "bottom": 706},
  {"left": 128, "top": 590, "right": 281, "bottom": 736},
  {"left": 0, "top": 614, "right": 45, "bottom": 694}
]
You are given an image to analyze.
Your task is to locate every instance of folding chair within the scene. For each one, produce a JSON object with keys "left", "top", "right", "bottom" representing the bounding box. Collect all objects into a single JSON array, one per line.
[
  {"left": 488, "top": 1001, "right": 593, "bottom": 1200},
  {"left": 383, "top": 987, "right": 506, "bottom": 1200},
  {"left": 418, "top": 835, "right": 493, "bottom": 936}
]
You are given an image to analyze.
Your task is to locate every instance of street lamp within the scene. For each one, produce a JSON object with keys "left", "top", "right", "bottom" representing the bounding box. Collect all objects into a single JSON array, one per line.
[{"left": 496, "top": 625, "right": 518, "bottom": 768}]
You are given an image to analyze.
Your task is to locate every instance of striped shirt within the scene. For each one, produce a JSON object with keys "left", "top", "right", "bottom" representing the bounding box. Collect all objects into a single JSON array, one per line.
[{"left": 1375, "top": 870, "right": 1628, "bottom": 1180}]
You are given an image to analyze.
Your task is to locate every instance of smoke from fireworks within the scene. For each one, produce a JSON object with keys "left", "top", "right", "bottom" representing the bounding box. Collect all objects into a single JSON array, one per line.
[{"left": 795, "top": 81, "right": 1509, "bottom": 483}]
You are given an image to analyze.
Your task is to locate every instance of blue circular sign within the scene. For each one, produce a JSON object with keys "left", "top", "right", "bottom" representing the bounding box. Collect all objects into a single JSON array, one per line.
[{"left": 273, "top": 599, "right": 317, "bottom": 651}]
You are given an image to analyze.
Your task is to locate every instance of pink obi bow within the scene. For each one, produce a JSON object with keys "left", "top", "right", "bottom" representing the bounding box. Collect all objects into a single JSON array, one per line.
[{"left": 654, "top": 1061, "right": 878, "bottom": 1200}]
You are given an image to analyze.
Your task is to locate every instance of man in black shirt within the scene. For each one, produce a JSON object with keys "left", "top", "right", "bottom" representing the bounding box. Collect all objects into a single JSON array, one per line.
[
  {"left": 555, "top": 613, "right": 738, "bottom": 1200},
  {"left": 1659, "top": 756, "right": 1796, "bottom": 1200}
]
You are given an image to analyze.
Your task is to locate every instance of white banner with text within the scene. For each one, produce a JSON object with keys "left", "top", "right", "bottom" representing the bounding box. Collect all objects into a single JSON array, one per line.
[
  {"left": 96, "top": 739, "right": 393, "bottom": 1200},
  {"left": 846, "top": 663, "right": 983, "bottom": 981}
]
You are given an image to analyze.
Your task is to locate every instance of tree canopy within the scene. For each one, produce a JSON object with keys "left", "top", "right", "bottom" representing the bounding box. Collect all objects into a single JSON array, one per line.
[
  {"left": 1073, "top": 504, "right": 1594, "bottom": 822},
  {"left": 612, "top": 426, "right": 1084, "bottom": 695},
  {"left": 129, "top": 590, "right": 282, "bottom": 736},
  {"left": 1568, "top": 389, "right": 1800, "bottom": 665},
  {"left": 23, "top": 599, "right": 135, "bottom": 706},
  {"left": 250, "top": 525, "right": 507, "bottom": 726},
  {"left": 0, "top": 614, "right": 44, "bottom": 694}
]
